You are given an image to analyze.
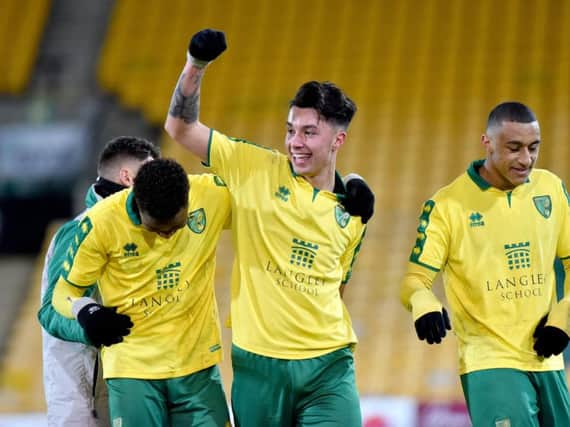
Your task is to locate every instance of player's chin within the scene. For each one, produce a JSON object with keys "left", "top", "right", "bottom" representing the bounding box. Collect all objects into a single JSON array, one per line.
[
  {"left": 291, "top": 162, "right": 311, "bottom": 176},
  {"left": 510, "top": 170, "right": 530, "bottom": 185}
]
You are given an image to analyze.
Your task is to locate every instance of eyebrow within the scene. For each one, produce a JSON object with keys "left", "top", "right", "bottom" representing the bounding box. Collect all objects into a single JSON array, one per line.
[
  {"left": 505, "top": 140, "right": 540, "bottom": 146},
  {"left": 286, "top": 122, "right": 319, "bottom": 129}
]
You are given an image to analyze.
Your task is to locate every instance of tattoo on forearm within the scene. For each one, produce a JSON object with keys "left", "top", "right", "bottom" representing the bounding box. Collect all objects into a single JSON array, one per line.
[{"left": 169, "top": 72, "right": 202, "bottom": 124}]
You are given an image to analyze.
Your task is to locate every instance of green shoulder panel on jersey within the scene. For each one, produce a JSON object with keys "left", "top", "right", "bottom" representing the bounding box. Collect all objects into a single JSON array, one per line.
[
  {"left": 342, "top": 228, "right": 366, "bottom": 285},
  {"left": 409, "top": 200, "right": 440, "bottom": 272},
  {"left": 61, "top": 216, "right": 93, "bottom": 280}
]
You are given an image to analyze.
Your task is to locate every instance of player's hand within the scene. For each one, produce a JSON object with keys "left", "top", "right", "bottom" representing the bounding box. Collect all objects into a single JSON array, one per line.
[
  {"left": 533, "top": 315, "right": 569, "bottom": 357},
  {"left": 342, "top": 174, "right": 375, "bottom": 224},
  {"left": 414, "top": 308, "right": 451, "bottom": 344},
  {"left": 188, "top": 29, "right": 227, "bottom": 66},
  {"left": 77, "top": 303, "right": 133, "bottom": 347}
]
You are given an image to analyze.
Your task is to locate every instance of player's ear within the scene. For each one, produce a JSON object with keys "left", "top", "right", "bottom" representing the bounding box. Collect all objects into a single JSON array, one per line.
[
  {"left": 332, "top": 130, "right": 346, "bottom": 152},
  {"left": 119, "top": 167, "right": 135, "bottom": 187}
]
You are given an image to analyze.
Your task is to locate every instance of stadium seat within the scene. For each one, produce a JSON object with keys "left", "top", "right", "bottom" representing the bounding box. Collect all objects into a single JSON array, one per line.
[{"left": 0, "top": 0, "right": 51, "bottom": 94}]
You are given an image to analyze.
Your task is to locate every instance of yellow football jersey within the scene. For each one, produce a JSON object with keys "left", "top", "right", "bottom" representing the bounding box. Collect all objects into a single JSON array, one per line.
[
  {"left": 402, "top": 160, "right": 570, "bottom": 374},
  {"left": 206, "top": 129, "right": 366, "bottom": 359},
  {"left": 57, "top": 174, "right": 231, "bottom": 379}
]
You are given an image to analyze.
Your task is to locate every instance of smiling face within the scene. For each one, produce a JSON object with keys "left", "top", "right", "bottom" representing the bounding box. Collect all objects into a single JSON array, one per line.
[
  {"left": 480, "top": 120, "right": 541, "bottom": 190},
  {"left": 285, "top": 106, "right": 345, "bottom": 189}
]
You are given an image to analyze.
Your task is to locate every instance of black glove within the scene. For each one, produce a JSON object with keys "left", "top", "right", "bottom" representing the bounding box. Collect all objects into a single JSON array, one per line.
[
  {"left": 533, "top": 315, "right": 569, "bottom": 357},
  {"left": 188, "top": 29, "right": 227, "bottom": 62},
  {"left": 77, "top": 303, "right": 133, "bottom": 347},
  {"left": 415, "top": 308, "right": 451, "bottom": 344},
  {"left": 343, "top": 177, "right": 375, "bottom": 224}
]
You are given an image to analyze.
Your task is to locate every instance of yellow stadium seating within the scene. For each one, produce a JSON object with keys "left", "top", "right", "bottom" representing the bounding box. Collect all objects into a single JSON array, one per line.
[
  {"left": 0, "top": 0, "right": 51, "bottom": 94},
  {"left": 0, "top": 223, "right": 61, "bottom": 413}
]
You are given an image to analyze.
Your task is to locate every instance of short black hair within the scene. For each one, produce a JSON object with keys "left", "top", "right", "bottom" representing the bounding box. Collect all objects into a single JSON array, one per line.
[
  {"left": 98, "top": 136, "right": 160, "bottom": 173},
  {"left": 133, "top": 159, "right": 189, "bottom": 221},
  {"left": 487, "top": 102, "right": 537, "bottom": 130},
  {"left": 289, "top": 81, "right": 356, "bottom": 128}
]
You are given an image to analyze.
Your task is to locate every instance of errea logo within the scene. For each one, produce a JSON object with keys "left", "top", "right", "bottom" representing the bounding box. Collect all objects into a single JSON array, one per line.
[
  {"left": 469, "top": 212, "right": 485, "bottom": 227},
  {"left": 123, "top": 243, "right": 139, "bottom": 257},
  {"left": 275, "top": 186, "right": 290, "bottom": 202}
]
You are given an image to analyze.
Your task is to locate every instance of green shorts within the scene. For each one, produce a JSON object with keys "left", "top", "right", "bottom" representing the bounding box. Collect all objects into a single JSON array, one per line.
[
  {"left": 461, "top": 368, "right": 570, "bottom": 427},
  {"left": 106, "top": 365, "right": 230, "bottom": 427},
  {"left": 231, "top": 345, "right": 361, "bottom": 427}
]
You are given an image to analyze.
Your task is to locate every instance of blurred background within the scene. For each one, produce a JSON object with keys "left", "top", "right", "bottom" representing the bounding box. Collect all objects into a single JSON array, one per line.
[{"left": 0, "top": 0, "right": 568, "bottom": 425}]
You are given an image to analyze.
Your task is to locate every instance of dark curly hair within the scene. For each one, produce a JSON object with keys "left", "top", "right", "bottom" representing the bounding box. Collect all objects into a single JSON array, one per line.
[
  {"left": 133, "top": 159, "right": 189, "bottom": 221},
  {"left": 289, "top": 81, "right": 356, "bottom": 128},
  {"left": 98, "top": 136, "right": 160, "bottom": 175}
]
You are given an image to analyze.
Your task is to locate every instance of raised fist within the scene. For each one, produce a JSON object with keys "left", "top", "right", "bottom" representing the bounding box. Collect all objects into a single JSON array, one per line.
[{"left": 188, "top": 29, "right": 227, "bottom": 63}]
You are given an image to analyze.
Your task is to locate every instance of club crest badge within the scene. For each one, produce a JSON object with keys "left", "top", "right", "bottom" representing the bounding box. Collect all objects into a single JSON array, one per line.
[
  {"left": 187, "top": 208, "right": 206, "bottom": 233},
  {"left": 533, "top": 195, "right": 551, "bottom": 219},
  {"left": 334, "top": 205, "right": 350, "bottom": 228}
]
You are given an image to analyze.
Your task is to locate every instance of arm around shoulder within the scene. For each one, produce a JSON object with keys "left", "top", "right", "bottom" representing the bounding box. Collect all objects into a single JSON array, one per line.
[
  {"left": 37, "top": 221, "right": 91, "bottom": 343},
  {"left": 38, "top": 292, "right": 91, "bottom": 344},
  {"left": 52, "top": 275, "right": 89, "bottom": 319}
]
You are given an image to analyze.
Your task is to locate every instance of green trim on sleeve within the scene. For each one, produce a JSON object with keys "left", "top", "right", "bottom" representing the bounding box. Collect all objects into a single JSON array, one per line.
[
  {"left": 213, "top": 175, "right": 227, "bottom": 187},
  {"left": 62, "top": 216, "right": 93, "bottom": 280},
  {"left": 38, "top": 222, "right": 93, "bottom": 344},
  {"left": 342, "top": 228, "right": 366, "bottom": 285},
  {"left": 63, "top": 275, "right": 92, "bottom": 289},
  {"left": 562, "top": 182, "right": 570, "bottom": 206},
  {"left": 205, "top": 128, "right": 214, "bottom": 167},
  {"left": 408, "top": 199, "right": 441, "bottom": 273},
  {"left": 410, "top": 259, "right": 440, "bottom": 272},
  {"left": 228, "top": 135, "right": 272, "bottom": 150}
]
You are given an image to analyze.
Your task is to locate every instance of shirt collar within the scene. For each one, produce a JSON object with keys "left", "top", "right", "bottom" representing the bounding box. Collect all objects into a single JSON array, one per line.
[
  {"left": 287, "top": 160, "right": 346, "bottom": 197},
  {"left": 467, "top": 160, "right": 491, "bottom": 190},
  {"left": 126, "top": 191, "right": 141, "bottom": 225},
  {"left": 467, "top": 159, "right": 531, "bottom": 191}
]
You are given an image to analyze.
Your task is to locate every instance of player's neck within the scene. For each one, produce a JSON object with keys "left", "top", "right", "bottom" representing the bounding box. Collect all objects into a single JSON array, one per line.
[
  {"left": 479, "top": 161, "right": 516, "bottom": 191},
  {"left": 302, "top": 169, "right": 335, "bottom": 192}
]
